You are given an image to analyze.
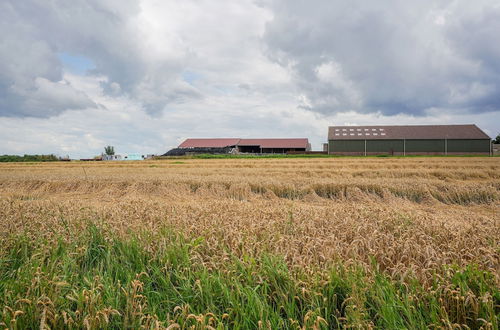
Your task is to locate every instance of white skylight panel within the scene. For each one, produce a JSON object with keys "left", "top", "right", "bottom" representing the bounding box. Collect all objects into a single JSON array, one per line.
[{"left": 373, "top": 133, "right": 378, "bottom": 135}]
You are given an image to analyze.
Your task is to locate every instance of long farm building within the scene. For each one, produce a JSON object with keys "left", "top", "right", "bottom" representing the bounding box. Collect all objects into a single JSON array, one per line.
[
  {"left": 164, "top": 138, "right": 311, "bottom": 155},
  {"left": 328, "top": 124, "right": 491, "bottom": 156}
]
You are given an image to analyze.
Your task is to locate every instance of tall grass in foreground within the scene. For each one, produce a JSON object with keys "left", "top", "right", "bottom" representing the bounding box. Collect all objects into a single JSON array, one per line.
[{"left": 1, "top": 224, "right": 498, "bottom": 329}]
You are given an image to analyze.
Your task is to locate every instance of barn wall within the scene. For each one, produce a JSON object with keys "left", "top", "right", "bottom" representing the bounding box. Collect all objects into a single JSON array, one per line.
[
  {"left": 366, "top": 140, "right": 404, "bottom": 153},
  {"left": 405, "top": 139, "right": 444, "bottom": 152},
  {"left": 446, "top": 139, "right": 490, "bottom": 152},
  {"left": 329, "top": 139, "right": 491, "bottom": 155},
  {"left": 329, "top": 140, "right": 364, "bottom": 153},
  {"left": 260, "top": 148, "right": 307, "bottom": 154}
]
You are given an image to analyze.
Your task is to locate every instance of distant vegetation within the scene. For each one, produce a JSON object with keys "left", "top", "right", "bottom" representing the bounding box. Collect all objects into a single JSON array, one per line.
[
  {"left": 104, "top": 146, "right": 115, "bottom": 155},
  {"left": 493, "top": 133, "right": 500, "bottom": 144},
  {"left": 0, "top": 154, "right": 61, "bottom": 162}
]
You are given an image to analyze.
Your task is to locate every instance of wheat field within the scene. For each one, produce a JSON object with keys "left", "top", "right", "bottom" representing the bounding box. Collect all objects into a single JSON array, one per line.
[{"left": 0, "top": 157, "right": 499, "bottom": 329}]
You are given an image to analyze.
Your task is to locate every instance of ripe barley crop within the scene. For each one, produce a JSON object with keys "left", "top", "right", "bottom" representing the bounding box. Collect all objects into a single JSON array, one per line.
[{"left": 0, "top": 157, "right": 499, "bottom": 329}]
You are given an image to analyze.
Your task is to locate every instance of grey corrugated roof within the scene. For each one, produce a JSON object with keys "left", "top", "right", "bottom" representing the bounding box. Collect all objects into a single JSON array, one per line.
[{"left": 328, "top": 124, "right": 490, "bottom": 140}]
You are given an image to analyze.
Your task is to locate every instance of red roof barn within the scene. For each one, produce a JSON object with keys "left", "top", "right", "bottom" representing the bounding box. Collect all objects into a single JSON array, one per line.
[{"left": 178, "top": 138, "right": 311, "bottom": 153}]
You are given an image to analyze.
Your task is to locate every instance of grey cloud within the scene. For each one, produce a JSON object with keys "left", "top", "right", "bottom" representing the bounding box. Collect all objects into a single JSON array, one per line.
[
  {"left": 447, "top": 6, "right": 500, "bottom": 72},
  {"left": 0, "top": 78, "right": 96, "bottom": 118},
  {"left": 262, "top": 0, "right": 500, "bottom": 116},
  {"left": 238, "top": 83, "right": 251, "bottom": 91},
  {"left": 1, "top": 0, "right": 199, "bottom": 118},
  {"left": 0, "top": 1, "right": 98, "bottom": 117},
  {"left": 5, "top": 0, "right": 499, "bottom": 122}
]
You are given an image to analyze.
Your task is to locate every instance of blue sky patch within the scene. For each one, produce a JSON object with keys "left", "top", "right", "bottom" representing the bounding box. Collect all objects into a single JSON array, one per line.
[
  {"left": 58, "top": 53, "right": 95, "bottom": 74},
  {"left": 181, "top": 70, "right": 202, "bottom": 85}
]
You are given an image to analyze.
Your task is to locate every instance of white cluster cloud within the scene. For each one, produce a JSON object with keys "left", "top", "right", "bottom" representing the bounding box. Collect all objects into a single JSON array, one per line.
[{"left": 0, "top": 0, "right": 499, "bottom": 157}]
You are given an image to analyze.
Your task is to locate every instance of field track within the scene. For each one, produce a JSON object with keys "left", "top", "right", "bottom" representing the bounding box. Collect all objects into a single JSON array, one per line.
[{"left": 1, "top": 157, "right": 499, "bottom": 328}]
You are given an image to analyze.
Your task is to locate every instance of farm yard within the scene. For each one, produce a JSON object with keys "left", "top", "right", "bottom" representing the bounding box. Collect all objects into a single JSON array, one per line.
[{"left": 0, "top": 157, "right": 499, "bottom": 329}]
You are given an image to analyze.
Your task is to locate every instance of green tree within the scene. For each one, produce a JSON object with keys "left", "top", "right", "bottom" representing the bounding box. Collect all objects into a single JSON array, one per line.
[
  {"left": 493, "top": 134, "right": 500, "bottom": 144},
  {"left": 104, "top": 146, "right": 115, "bottom": 155}
]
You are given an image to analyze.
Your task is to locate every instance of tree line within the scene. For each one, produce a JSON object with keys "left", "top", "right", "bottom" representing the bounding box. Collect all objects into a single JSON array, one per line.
[{"left": 0, "top": 154, "right": 63, "bottom": 162}]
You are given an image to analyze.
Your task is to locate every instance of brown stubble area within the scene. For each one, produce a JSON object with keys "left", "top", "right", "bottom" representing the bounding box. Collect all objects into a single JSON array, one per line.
[{"left": 0, "top": 157, "right": 499, "bottom": 286}]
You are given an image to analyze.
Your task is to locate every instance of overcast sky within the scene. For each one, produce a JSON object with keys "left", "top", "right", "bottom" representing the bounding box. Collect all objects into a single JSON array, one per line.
[{"left": 1, "top": 0, "right": 500, "bottom": 158}]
